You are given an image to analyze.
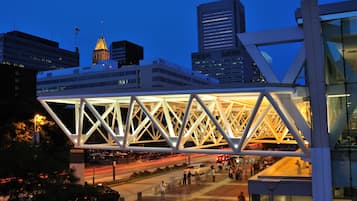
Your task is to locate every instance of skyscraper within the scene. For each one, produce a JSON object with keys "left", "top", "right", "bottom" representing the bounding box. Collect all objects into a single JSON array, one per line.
[
  {"left": 197, "top": 0, "right": 245, "bottom": 51},
  {"left": 0, "top": 30, "right": 79, "bottom": 71},
  {"left": 192, "top": 0, "right": 263, "bottom": 84},
  {"left": 110, "top": 40, "right": 144, "bottom": 67}
]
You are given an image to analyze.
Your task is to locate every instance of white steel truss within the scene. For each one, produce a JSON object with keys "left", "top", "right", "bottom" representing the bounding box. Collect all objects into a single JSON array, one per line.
[
  {"left": 37, "top": 26, "right": 314, "bottom": 158},
  {"left": 38, "top": 87, "right": 310, "bottom": 157}
]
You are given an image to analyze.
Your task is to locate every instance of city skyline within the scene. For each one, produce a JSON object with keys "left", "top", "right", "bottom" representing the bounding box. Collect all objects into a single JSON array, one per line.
[{"left": 1, "top": 0, "right": 339, "bottom": 72}]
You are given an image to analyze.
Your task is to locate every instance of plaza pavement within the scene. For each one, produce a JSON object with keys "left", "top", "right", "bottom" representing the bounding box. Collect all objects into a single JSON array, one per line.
[{"left": 114, "top": 170, "right": 249, "bottom": 201}]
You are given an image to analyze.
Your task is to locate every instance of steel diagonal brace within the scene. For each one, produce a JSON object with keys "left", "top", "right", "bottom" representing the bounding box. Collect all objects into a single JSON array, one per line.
[
  {"left": 183, "top": 102, "right": 214, "bottom": 144},
  {"left": 216, "top": 99, "right": 234, "bottom": 137},
  {"left": 131, "top": 101, "right": 162, "bottom": 138},
  {"left": 238, "top": 27, "right": 304, "bottom": 84},
  {"left": 114, "top": 103, "right": 125, "bottom": 136},
  {"left": 244, "top": 44, "right": 279, "bottom": 83},
  {"left": 194, "top": 95, "right": 235, "bottom": 150},
  {"left": 83, "top": 99, "right": 121, "bottom": 147},
  {"left": 263, "top": 115, "right": 282, "bottom": 142},
  {"left": 38, "top": 100, "right": 76, "bottom": 144},
  {"left": 282, "top": 44, "right": 306, "bottom": 84},
  {"left": 265, "top": 93, "right": 308, "bottom": 154},
  {"left": 276, "top": 94, "right": 311, "bottom": 143},
  {"left": 163, "top": 100, "right": 175, "bottom": 137},
  {"left": 82, "top": 102, "right": 116, "bottom": 143},
  {"left": 237, "top": 93, "right": 264, "bottom": 152},
  {"left": 176, "top": 95, "right": 194, "bottom": 150},
  {"left": 124, "top": 96, "right": 135, "bottom": 147},
  {"left": 133, "top": 96, "right": 174, "bottom": 148}
]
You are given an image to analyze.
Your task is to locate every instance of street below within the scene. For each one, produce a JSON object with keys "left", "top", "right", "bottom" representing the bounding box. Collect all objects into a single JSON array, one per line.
[{"left": 84, "top": 153, "right": 215, "bottom": 184}]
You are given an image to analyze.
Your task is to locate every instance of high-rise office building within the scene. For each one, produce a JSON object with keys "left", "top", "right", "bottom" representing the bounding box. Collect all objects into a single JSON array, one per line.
[
  {"left": 197, "top": 0, "right": 245, "bottom": 51},
  {"left": 92, "top": 36, "right": 110, "bottom": 64},
  {"left": 192, "top": 0, "right": 264, "bottom": 84},
  {"left": 110, "top": 40, "right": 144, "bottom": 67},
  {"left": 0, "top": 31, "right": 79, "bottom": 71}
]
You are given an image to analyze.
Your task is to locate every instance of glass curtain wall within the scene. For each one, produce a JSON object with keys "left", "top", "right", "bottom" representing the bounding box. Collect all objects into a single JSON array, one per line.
[{"left": 323, "top": 16, "right": 357, "bottom": 200}]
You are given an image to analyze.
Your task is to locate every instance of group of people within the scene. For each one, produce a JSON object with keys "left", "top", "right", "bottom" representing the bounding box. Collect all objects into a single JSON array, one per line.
[
  {"left": 160, "top": 163, "right": 248, "bottom": 201},
  {"left": 182, "top": 165, "right": 217, "bottom": 185},
  {"left": 228, "top": 166, "right": 244, "bottom": 181},
  {"left": 182, "top": 170, "right": 192, "bottom": 185}
]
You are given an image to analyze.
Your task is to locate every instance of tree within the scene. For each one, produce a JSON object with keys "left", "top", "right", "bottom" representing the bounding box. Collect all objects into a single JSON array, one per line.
[{"left": 0, "top": 114, "right": 73, "bottom": 179}]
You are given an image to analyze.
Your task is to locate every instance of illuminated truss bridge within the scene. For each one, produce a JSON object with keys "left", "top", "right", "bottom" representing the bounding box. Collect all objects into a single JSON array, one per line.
[
  {"left": 38, "top": 85, "right": 311, "bottom": 157},
  {"left": 38, "top": 27, "right": 313, "bottom": 158}
]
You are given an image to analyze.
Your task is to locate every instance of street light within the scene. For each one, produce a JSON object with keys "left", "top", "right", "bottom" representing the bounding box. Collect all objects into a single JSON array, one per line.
[
  {"left": 33, "top": 114, "right": 46, "bottom": 144},
  {"left": 34, "top": 114, "right": 46, "bottom": 131}
]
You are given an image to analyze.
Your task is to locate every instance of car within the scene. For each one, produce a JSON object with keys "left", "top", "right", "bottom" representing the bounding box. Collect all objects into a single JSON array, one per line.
[{"left": 184, "top": 163, "right": 211, "bottom": 176}]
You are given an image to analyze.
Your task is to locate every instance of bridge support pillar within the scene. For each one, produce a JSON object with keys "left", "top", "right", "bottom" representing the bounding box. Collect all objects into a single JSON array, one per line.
[
  {"left": 69, "top": 148, "right": 85, "bottom": 184},
  {"left": 301, "top": 0, "right": 332, "bottom": 200}
]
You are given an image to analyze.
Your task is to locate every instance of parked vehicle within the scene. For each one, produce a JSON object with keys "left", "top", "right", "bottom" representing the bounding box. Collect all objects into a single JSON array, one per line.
[{"left": 184, "top": 163, "right": 211, "bottom": 175}]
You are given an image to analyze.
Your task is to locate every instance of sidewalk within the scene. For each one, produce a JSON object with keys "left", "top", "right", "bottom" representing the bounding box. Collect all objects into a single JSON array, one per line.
[{"left": 137, "top": 172, "right": 248, "bottom": 201}]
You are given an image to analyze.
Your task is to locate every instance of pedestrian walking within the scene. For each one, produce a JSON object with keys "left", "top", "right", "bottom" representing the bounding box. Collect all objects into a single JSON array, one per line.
[
  {"left": 295, "top": 160, "right": 301, "bottom": 174},
  {"left": 188, "top": 171, "right": 192, "bottom": 184},
  {"left": 160, "top": 180, "right": 167, "bottom": 200},
  {"left": 229, "top": 167, "right": 233, "bottom": 178},
  {"left": 238, "top": 191, "right": 246, "bottom": 201},
  {"left": 210, "top": 165, "right": 216, "bottom": 182},
  {"left": 183, "top": 172, "right": 187, "bottom": 185}
]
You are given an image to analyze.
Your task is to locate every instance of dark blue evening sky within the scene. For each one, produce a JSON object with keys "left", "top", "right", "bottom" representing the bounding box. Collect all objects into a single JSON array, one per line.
[{"left": 0, "top": 0, "right": 340, "bottom": 77}]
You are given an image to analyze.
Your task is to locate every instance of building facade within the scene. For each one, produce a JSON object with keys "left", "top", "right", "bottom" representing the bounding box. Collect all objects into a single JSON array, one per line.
[
  {"left": 192, "top": 0, "right": 263, "bottom": 84},
  {"left": 0, "top": 31, "right": 79, "bottom": 71},
  {"left": 110, "top": 40, "right": 144, "bottom": 67},
  {"left": 0, "top": 63, "right": 40, "bottom": 121},
  {"left": 37, "top": 59, "right": 218, "bottom": 96},
  {"left": 192, "top": 48, "right": 263, "bottom": 84},
  {"left": 313, "top": 2, "right": 357, "bottom": 200}
]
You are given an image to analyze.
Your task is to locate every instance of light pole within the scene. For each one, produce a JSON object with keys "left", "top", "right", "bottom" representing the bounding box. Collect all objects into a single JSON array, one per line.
[
  {"left": 112, "top": 160, "right": 116, "bottom": 181},
  {"left": 33, "top": 114, "right": 46, "bottom": 144},
  {"left": 33, "top": 114, "right": 41, "bottom": 144},
  {"left": 92, "top": 167, "right": 95, "bottom": 184}
]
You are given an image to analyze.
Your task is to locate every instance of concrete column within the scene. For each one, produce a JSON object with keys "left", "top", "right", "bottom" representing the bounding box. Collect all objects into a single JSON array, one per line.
[
  {"left": 301, "top": 0, "right": 333, "bottom": 201},
  {"left": 69, "top": 148, "right": 85, "bottom": 184}
]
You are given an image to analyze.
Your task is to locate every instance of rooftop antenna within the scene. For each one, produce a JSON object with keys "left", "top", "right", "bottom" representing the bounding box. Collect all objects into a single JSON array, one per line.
[
  {"left": 100, "top": 19, "right": 104, "bottom": 37},
  {"left": 12, "top": 17, "right": 17, "bottom": 30},
  {"left": 74, "top": 26, "right": 80, "bottom": 52}
]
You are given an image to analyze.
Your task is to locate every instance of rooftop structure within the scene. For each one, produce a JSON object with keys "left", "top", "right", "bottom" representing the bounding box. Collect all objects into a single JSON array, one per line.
[
  {"left": 92, "top": 37, "right": 110, "bottom": 64},
  {"left": 110, "top": 40, "right": 144, "bottom": 67},
  {"left": 37, "top": 58, "right": 218, "bottom": 96}
]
